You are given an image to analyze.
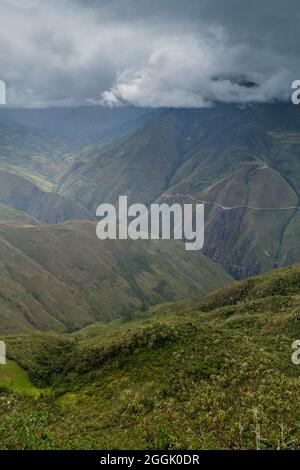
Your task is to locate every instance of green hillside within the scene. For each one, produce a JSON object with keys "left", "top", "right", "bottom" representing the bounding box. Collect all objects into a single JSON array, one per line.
[
  {"left": 0, "top": 219, "right": 230, "bottom": 334},
  {"left": 0, "top": 263, "right": 300, "bottom": 449}
]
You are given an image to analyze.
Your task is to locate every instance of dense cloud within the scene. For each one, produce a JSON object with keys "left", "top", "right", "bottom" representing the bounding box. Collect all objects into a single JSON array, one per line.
[{"left": 0, "top": 0, "right": 299, "bottom": 107}]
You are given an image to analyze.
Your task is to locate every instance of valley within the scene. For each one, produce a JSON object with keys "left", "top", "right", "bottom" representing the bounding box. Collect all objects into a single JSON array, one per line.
[
  {"left": 0, "top": 103, "right": 299, "bottom": 334},
  {"left": 1, "top": 263, "right": 300, "bottom": 449},
  {"left": 0, "top": 103, "right": 299, "bottom": 450}
]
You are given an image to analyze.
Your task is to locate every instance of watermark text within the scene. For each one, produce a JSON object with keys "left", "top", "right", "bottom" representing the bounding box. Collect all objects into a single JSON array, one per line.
[{"left": 96, "top": 196, "right": 205, "bottom": 251}]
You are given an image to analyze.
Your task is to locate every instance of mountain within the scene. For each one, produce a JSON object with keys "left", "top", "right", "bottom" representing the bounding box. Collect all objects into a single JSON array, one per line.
[
  {"left": 59, "top": 110, "right": 184, "bottom": 208},
  {"left": 0, "top": 106, "right": 158, "bottom": 148},
  {"left": 0, "top": 119, "right": 71, "bottom": 187},
  {"left": 0, "top": 105, "right": 160, "bottom": 193},
  {"left": 1, "top": 263, "right": 300, "bottom": 449},
  {"left": 0, "top": 171, "right": 94, "bottom": 224},
  {"left": 59, "top": 103, "right": 300, "bottom": 279},
  {"left": 0, "top": 203, "right": 40, "bottom": 225},
  {"left": 0, "top": 219, "right": 231, "bottom": 334},
  {"left": 0, "top": 104, "right": 236, "bottom": 335}
]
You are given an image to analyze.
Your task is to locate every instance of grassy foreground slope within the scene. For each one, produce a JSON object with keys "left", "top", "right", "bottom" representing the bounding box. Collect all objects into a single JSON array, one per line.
[{"left": 1, "top": 264, "right": 300, "bottom": 449}]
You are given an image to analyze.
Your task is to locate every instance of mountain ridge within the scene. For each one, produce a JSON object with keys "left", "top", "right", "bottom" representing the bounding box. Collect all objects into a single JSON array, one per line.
[{"left": 59, "top": 103, "right": 300, "bottom": 278}]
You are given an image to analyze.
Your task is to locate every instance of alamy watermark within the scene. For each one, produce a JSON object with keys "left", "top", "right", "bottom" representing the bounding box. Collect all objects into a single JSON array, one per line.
[
  {"left": 0, "top": 80, "right": 6, "bottom": 105},
  {"left": 291, "top": 81, "right": 300, "bottom": 105},
  {"left": 291, "top": 340, "right": 300, "bottom": 365},
  {"left": 96, "top": 196, "right": 204, "bottom": 250},
  {"left": 0, "top": 341, "right": 6, "bottom": 365}
]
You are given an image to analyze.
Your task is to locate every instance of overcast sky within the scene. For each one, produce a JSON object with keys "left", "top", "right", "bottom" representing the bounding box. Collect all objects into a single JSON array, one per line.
[{"left": 0, "top": 0, "right": 299, "bottom": 108}]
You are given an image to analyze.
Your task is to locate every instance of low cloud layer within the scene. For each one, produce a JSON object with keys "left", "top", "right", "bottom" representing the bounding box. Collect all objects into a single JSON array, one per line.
[
  {"left": 102, "top": 35, "right": 291, "bottom": 108},
  {"left": 0, "top": 0, "right": 299, "bottom": 108}
]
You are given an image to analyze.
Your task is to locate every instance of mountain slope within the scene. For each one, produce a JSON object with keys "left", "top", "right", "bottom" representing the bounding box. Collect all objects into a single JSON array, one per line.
[
  {"left": 59, "top": 111, "right": 184, "bottom": 209},
  {"left": 0, "top": 120, "right": 71, "bottom": 187},
  {"left": 0, "top": 219, "right": 231, "bottom": 334},
  {"left": 1, "top": 263, "right": 300, "bottom": 449},
  {"left": 0, "top": 171, "right": 94, "bottom": 224},
  {"left": 0, "top": 203, "right": 40, "bottom": 225},
  {"left": 0, "top": 106, "right": 158, "bottom": 148},
  {"left": 60, "top": 104, "right": 300, "bottom": 278}
]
